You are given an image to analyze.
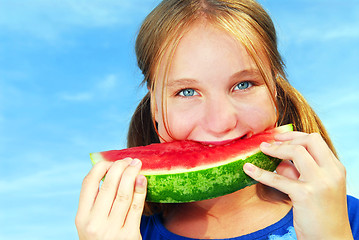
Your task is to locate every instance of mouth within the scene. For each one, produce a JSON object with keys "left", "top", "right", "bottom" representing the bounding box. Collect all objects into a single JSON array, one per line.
[{"left": 198, "top": 132, "right": 253, "bottom": 146}]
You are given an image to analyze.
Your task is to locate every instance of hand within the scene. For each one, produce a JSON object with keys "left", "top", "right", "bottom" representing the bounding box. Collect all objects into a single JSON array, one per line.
[
  {"left": 244, "top": 131, "right": 353, "bottom": 240},
  {"left": 75, "top": 158, "right": 147, "bottom": 240}
]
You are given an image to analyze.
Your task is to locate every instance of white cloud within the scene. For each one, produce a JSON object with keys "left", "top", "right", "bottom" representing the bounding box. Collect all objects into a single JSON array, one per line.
[
  {"left": 97, "top": 74, "right": 117, "bottom": 92},
  {"left": 309, "top": 87, "right": 359, "bottom": 134},
  {"left": 312, "top": 91, "right": 359, "bottom": 112},
  {"left": 273, "top": 2, "right": 359, "bottom": 44},
  {"left": 292, "top": 24, "right": 359, "bottom": 43},
  {"left": 58, "top": 73, "right": 119, "bottom": 102},
  {"left": 0, "top": 0, "right": 158, "bottom": 41},
  {"left": 0, "top": 160, "right": 85, "bottom": 239},
  {"left": 59, "top": 92, "right": 93, "bottom": 102},
  {"left": 322, "top": 25, "right": 359, "bottom": 41},
  {"left": 0, "top": 160, "right": 88, "bottom": 194}
]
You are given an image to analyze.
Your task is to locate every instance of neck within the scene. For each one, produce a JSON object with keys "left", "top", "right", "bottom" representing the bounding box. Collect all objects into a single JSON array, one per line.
[
  {"left": 163, "top": 184, "right": 292, "bottom": 238},
  {"left": 187, "top": 185, "right": 259, "bottom": 216}
]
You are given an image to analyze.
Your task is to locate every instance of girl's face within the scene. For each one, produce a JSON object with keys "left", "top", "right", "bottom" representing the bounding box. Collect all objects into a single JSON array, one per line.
[{"left": 154, "top": 23, "right": 277, "bottom": 144}]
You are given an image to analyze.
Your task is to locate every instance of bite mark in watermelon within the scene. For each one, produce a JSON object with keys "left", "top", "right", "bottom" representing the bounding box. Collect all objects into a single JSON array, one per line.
[{"left": 90, "top": 124, "right": 293, "bottom": 203}]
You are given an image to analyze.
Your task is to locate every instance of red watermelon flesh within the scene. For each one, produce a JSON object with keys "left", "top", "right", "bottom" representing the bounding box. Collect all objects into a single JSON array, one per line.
[{"left": 90, "top": 124, "right": 293, "bottom": 203}]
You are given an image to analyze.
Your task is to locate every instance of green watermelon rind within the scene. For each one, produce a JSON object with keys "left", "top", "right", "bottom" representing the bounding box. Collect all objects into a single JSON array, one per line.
[
  {"left": 90, "top": 124, "right": 293, "bottom": 203},
  {"left": 144, "top": 151, "right": 280, "bottom": 203}
]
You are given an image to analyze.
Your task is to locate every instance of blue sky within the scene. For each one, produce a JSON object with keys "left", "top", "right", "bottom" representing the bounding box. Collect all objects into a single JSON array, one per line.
[{"left": 0, "top": 0, "right": 358, "bottom": 239}]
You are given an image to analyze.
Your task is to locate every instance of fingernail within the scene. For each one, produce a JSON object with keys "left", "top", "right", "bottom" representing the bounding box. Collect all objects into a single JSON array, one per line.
[
  {"left": 123, "top": 158, "right": 133, "bottom": 164},
  {"left": 136, "top": 175, "right": 147, "bottom": 187},
  {"left": 130, "top": 158, "right": 141, "bottom": 166},
  {"left": 261, "top": 142, "right": 271, "bottom": 148},
  {"left": 244, "top": 163, "right": 255, "bottom": 173}
]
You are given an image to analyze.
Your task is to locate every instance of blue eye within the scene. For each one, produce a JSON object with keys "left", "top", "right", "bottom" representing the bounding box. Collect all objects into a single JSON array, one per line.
[
  {"left": 179, "top": 88, "right": 198, "bottom": 97},
  {"left": 234, "top": 81, "right": 252, "bottom": 90}
]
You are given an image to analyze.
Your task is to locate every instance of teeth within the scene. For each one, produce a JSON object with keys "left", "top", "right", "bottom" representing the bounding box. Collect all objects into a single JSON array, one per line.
[{"left": 242, "top": 132, "right": 253, "bottom": 139}]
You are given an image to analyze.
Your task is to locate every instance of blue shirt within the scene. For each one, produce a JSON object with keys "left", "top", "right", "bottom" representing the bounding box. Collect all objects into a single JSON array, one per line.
[{"left": 140, "top": 195, "right": 359, "bottom": 240}]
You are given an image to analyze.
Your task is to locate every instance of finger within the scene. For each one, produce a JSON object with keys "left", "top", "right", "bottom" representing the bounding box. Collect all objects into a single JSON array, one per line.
[
  {"left": 77, "top": 160, "right": 113, "bottom": 220},
  {"left": 260, "top": 142, "right": 318, "bottom": 180},
  {"left": 244, "top": 162, "right": 300, "bottom": 196},
  {"left": 108, "top": 159, "right": 142, "bottom": 225},
  {"left": 123, "top": 175, "right": 147, "bottom": 230},
  {"left": 90, "top": 158, "right": 132, "bottom": 220},
  {"left": 276, "top": 160, "right": 300, "bottom": 180},
  {"left": 274, "top": 131, "right": 309, "bottom": 141},
  {"left": 276, "top": 132, "right": 337, "bottom": 167}
]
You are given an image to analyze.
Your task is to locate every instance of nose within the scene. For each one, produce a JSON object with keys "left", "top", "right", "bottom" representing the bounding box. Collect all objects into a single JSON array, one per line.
[{"left": 203, "top": 96, "right": 238, "bottom": 136}]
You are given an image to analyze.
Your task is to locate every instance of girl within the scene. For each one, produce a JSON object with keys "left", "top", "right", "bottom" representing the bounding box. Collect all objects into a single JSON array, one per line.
[{"left": 76, "top": 0, "right": 359, "bottom": 239}]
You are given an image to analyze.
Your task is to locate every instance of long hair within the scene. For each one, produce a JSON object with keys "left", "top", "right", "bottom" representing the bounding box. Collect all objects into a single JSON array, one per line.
[{"left": 128, "top": 0, "right": 337, "bottom": 216}]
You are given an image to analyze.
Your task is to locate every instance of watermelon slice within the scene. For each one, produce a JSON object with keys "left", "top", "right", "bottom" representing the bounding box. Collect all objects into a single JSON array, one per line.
[{"left": 90, "top": 124, "right": 292, "bottom": 203}]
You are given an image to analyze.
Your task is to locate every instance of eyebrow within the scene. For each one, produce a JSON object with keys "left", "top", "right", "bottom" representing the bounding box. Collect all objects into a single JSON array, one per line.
[
  {"left": 166, "top": 78, "right": 199, "bottom": 89},
  {"left": 166, "top": 68, "right": 262, "bottom": 89},
  {"left": 229, "top": 69, "right": 262, "bottom": 80}
]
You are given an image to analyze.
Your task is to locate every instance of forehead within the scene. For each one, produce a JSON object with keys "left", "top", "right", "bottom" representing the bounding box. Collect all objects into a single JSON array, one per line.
[{"left": 161, "top": 22, "right": 258, "bottom": 82}]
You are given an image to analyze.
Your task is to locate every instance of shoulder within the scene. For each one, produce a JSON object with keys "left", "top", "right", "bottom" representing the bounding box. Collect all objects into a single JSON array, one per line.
[
  {"left": 140, "top": 214, "right": 193, "bottom": 240},
  {"left": 140, "top": 210, "right": 296, "bottom": 240},
  {"left": 347, "top": 195, "right": 359, "bottom": 238},
  {"left": 347, "top": 195, "right": 359, "bottom": 218},
  {"left": 140, "top": 214, "right": 159, "bottom": 239},
  {"left": 140, "top": 214, "right": 182, "bottom": 240}
]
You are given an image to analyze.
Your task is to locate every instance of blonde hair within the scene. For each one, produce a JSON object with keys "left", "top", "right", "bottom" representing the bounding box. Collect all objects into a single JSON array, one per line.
[{"left": 128, "top": 0, "right": 337, "bottom": 215}]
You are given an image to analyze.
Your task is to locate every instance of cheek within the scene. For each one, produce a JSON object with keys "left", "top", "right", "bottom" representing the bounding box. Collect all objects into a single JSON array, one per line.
[
  {"left": 157, "top": 103, "right": 200, "bottom": 142},
  {"left": 166, "top": 107, "right": 201, "bottom": 140},
  {"left": 237, "top": 93, "right": 277, "bottom": 132}
]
